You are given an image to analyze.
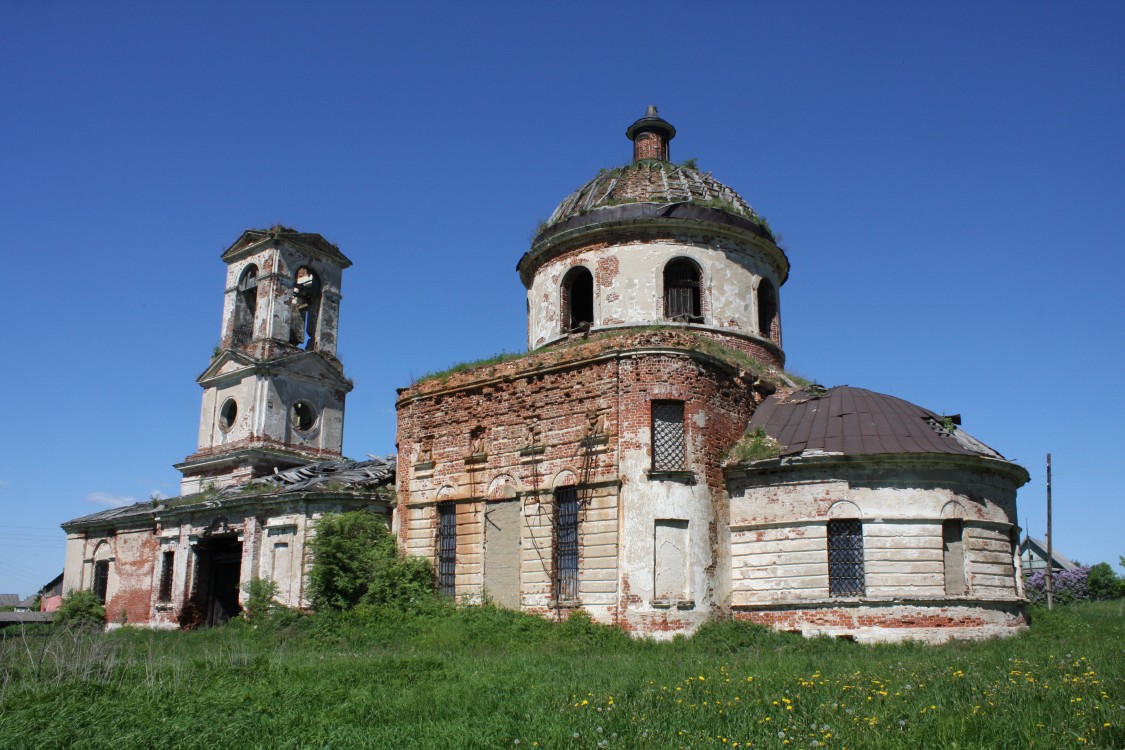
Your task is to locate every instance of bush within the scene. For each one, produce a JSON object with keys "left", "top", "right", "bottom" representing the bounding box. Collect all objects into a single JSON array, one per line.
[
  {"left": 1025, "top": 566, "right": 1090, "bottom": 604},
  {"left": 308, "top": 510, "right": 435, "bottom": 611},
  {"left": 241, "top": 577, "right": 280, "bottom": 624},
  {"left": 54, "top": 589, "right": 106, "bottom": 628},
  {"left": 1026, "top": 561, "right": 1125, "bottom": 604}
]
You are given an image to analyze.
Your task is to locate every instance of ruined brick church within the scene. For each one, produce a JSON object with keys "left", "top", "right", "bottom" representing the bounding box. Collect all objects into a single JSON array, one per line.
[{"left": 62, "top": 109, "right": 1030, "bottom": 641}]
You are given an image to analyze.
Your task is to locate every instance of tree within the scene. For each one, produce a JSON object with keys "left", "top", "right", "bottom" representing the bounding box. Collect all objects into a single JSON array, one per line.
[
  {"left": 1086, "top": 562, "right": 1125, "bottom": 600},
  {"left": 308, "top": 511, "right": 434, "bottom": 611}
]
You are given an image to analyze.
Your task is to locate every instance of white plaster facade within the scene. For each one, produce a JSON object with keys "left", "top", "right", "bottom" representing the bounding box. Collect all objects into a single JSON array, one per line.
[
  {"left": 525, "top": 231, "right": 785, "bottom": 352},
  {"left": 724, "top": 453, "right": 1028, "bottom": 642}
]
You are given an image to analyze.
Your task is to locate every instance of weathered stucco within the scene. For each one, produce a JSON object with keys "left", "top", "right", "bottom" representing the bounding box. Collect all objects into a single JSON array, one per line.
[
  {"left": 526, "top": 233, "right": 784, "bottom": 358},
  {"left": 723, "top": 455, "right": 1027, "bottom": 641},
  {"left": 396, "top": 329, "right": 763, "bottom": 635}
]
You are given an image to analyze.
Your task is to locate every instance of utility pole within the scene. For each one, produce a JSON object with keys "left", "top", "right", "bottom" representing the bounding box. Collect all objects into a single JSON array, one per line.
[{"left": 1046, "top": 453, "right": 1053, "bottom": 611}]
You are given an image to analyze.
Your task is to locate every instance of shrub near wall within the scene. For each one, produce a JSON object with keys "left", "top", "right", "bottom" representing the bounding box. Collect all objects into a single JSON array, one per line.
[{"left": 308, "top": 511, "right": 434, "bottom": 611}]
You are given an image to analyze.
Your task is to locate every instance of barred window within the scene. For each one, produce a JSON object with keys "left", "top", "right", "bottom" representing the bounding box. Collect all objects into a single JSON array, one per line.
[
  {"left": 554, "top": 486, "right": 579, "bottom": 602},
  {"left": 92, "top": 560, "right": 110, "bottom": 604},
  {"left": 437, "top": 503, "right": 456, "bottom": 597},
  {"left": 652, "top": 400, "right": 686, "bottom": 471},
  {"left": 827, "top": 519, "right": 864, "bottom": 597},
  {"left": 158, "top": 550, "right": 175, "bottom": 602}
]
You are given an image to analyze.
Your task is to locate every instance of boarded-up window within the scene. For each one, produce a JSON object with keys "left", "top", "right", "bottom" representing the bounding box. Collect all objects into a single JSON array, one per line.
[
  {"left": 827, "top": 519, "right": 864, "bottom": 597},
  {"left": 554, "top": 487, "right": 579, "bottom": 602},
  {"left": 944, "top": 520, "right": 966, "bottom": 596},
  {"left": 654, "top": 519, "right": 689, "bottom": 600},
  {"left": 437, "top": 503, "right": 456, "bottom": 597},
  {"left": 92, "top": 560, "right": 110, "bottom": 604},
  {"left": 652, "top": 401, "right": 686, "bottom": 471},
  {"left": 273, "top": 542, "right": 292, "bottom": 602},
  {"left": 483, "top": 500, "right": 521, "bottom": 608},
  {"left": 158, "top": 550, "right": 175, "bottom": 602}
]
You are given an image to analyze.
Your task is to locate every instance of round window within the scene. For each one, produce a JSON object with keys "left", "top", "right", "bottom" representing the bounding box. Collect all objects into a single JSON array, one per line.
[
  {"left": 218, "top": 398, "right": 238, "bottom": 432},
  {"left": 291, "top": 401, "right": 317, "bottom": 432}
]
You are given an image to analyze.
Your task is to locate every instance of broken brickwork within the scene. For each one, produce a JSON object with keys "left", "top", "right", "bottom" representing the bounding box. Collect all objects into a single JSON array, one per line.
[{"left": 396, "top": 328, "right": 772, "bottom": 632}]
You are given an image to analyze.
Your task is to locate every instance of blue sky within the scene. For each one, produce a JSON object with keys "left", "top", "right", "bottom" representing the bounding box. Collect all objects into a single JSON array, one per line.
[{"left": 2, "top": 2, "right": 1122, "bottom": 597}]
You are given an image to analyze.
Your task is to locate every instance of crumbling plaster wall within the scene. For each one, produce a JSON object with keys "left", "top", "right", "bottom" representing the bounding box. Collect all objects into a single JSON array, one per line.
[
  {"left": 194, "top": 361, "right": 346, "bottom": 461},
  {"left": 526, "top": 234, "right": 783, "bottom": 357},
  {"left": 723, "top": 458, "right": 1026, "bottom": 641},
  {"left": 62, "top": 528, "right": 158, "bottom": 625},
  {"left": 219, "top": 243, "right": 344, "bottom": 359},
  {"left": 64, "top": 496, "right": 386, "bottom": 629}
]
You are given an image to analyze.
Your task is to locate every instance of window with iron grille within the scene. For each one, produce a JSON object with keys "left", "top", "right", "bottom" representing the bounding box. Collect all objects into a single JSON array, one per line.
[
  {"left": 158, "top": 550, "right": 175, "bottom": 602},
  {"left": 663, "top": 259, "right": 701, "bottom": 321},
  {"left": 436, "top": 503, "right": 456, "bottom": 597},
  {"left": 554, "top": 486, "right": 579, "bottom": 602},
  {"left": 92, "top": 559, "right": 110, "bottom": 603},
  {"left": 652, "top": 400, "right": 686, "bottom": 471},
  {"left": 827, "top": 519, "right": 865, "bottom": 596}
]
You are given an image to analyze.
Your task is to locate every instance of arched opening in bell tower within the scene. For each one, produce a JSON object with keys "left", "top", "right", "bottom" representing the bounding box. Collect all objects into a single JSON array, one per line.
[
  {"left": 291, "top": 266, "right": 321, "bottom": 349},
  {"left": 233, "top": 265, "right": 258, "bottom": 346}
]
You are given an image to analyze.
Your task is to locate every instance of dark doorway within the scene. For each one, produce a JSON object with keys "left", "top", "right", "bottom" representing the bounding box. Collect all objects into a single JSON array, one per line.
[{"left": 192, "top": 536, "right": 243, "bottom": 626}]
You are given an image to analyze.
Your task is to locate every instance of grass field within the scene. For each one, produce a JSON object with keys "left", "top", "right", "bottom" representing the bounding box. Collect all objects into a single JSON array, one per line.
[{"left": 1, "top": 601, "right": 1122, "bottom": 749}]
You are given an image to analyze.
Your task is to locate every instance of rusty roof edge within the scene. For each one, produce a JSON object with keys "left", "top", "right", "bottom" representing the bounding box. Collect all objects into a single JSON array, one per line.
[
  {"left": 154, "top": 488, "right": 393, "bottom": 522},
  {"left": 63, "top": 486, "right": 394, "bottom": 533},
  {"left": 722, "top": 451, "right": 1031, "bottom": 486}
]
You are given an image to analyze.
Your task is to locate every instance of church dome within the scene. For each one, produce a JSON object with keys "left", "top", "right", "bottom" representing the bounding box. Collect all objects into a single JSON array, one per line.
[
  {"left": 533, "top": 107, "right": 774, "bottom": 245},
  {"left": 542, "top": 160, "right": 771, "bottom": 236}
]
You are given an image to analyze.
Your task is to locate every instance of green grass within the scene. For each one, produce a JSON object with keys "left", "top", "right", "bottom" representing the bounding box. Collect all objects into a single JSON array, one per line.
[{"left": 1, "top": 601, "right": 1122, "bottom": 749}]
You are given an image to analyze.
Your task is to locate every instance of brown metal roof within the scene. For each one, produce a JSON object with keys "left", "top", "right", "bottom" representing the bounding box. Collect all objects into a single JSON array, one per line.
[{"left": 747, "top": 386, "right": 1006, "bottom": 460}]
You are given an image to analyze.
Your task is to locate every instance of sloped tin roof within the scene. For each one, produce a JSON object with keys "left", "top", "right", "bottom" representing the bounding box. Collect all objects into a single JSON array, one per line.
[
  {"left": 63, "top": 456, "right": 395, "bottom": 528},
  {"left": 747, "top": 386, "right": 1006, "bottom": 459}
]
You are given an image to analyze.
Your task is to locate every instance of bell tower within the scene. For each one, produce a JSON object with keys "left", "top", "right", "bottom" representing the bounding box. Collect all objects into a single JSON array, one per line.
[{"left": 175, "top": 227, "right": 354, "bottom": 495}]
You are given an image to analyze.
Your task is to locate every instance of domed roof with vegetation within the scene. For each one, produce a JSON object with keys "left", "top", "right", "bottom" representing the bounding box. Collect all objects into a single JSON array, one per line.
[{"left": 543, "top": 158, "right": 772, "bottom": 239}]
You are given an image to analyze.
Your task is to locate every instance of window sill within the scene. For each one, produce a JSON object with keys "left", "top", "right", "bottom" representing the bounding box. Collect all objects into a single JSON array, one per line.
[
  {"left": 549, "top": 599, "right": 582, "bottom": 609},
  {"left": 464, "top": 453, "right": 488, "bottom": 465},
  {"left": 651, "top": 598, "right": 695, "bottom": 610},
  {"left": 646, "top": 470, "right": 696, "bottom": 484},
  {"left": 580, "top": 434, "right": 609, "bottom": 449}
]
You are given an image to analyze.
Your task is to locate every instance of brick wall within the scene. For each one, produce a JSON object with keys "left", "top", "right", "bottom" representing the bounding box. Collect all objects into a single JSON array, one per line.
[{"left": 396, "top": 329, "right": 762, "bottom": 632}]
